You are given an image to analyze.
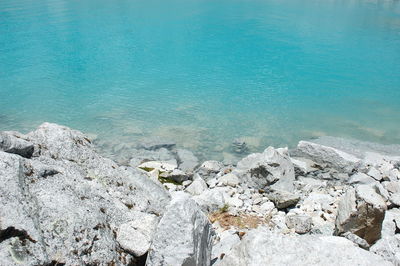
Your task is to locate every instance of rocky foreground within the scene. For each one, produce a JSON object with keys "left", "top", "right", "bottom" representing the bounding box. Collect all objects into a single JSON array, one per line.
[{"left": 1, "top": 123, "right": 400, "bottom": 265}]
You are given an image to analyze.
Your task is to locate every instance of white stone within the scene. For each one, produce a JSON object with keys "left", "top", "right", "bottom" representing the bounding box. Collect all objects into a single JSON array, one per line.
[
  {"left": 335, "top": 185, "right": 387, "bottom": 244},
  {"left": 259, "top": 201, "right": 275, "bottom": 215},
  {"left": 286, "top": 214, "right": 312, "bottom": 234},
  {"left": 146, "top": 192, "right": 213, "bottom": 266},
  {"left": 226, "top": 195, "right": 243, "bottom": 208},
  {"left": 348, "top": 172, "right": 377, "bottom": 185},
  {"left": 212, "top": 230, "right": 241, "bottom": 264},
  {"left": 368, "top": 167, "right": 383, "bottom": 181},
  {"left": 219, "top": 228, "right": 391, "bottom": 266},
  {"left": 296, "top": 141, "right": 360, "bottom": 172},
  {"left": 186, "top": 175, "right": 208, "bottom": 196},
  {"left": 290, "top": 157, "right": 318, "bottom": 174},
  {"left": 200, "top": 160, "right": 224, "bottom": 172},
  {"left": 219, "top": 173, "right": 240, "bottom": 187},
  {"left": 116, "top": 212, "right": 158, "bottom": 257},
  {"left": 234, "top": 146, "right": 295, "bottom": 191},
  {"left": 138, "top": 160, "right": 177, "bottom": 172},
  {"left": 182, "top": 180, "right": 192, "bottom": 187},
  {"left": 389, "top": 193, "right": 400, "bottom": 207},
  {"left": 371, "top": 235, "right": 400, "bottom": 265},
  {"left": 193, "top": 187, "right": 226, "bottom": 213}
]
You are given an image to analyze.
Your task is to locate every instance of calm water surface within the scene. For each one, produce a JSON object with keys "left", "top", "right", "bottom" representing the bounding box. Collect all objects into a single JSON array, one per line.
[{"left": 1, "top": 0, "right": 400, "bottom": 160}]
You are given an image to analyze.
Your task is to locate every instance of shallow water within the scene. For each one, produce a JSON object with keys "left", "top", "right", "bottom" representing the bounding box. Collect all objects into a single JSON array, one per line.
[{"left": 1, "top": 0, "right": 400, "bottom": 160}]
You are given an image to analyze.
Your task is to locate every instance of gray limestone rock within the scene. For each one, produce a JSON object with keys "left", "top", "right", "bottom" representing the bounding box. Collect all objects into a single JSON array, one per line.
[
  {"left": 370, "top": 235, "right": 400, "bottom": 265},
  {"left": 116, "top": 212, "right": 159, "bottom": 257},
  {"left": 335, "top": 185, "right": 387, "bottom": 245},
  {"left": 348, "top": 172, "right": 378, "bottom": 185},
  {"left": 219, "top": 228, "right": 391, "bottom": 266},
  {"left": 218, "top": 173, "right": 240, "bottom": 187},
  {"left": 295, "top": 140, "right": 360, "bottom": 172},
  {"left": 267, "top": 190, "right": 300, "bottom": 209},
  {"left": 286, "top": 214, "right": 312, "bottom": 234},
  {"left": 234, "top": 147, "right": 295, "bottom": 191},
  {"left": 146, "top": 192, "right": 214, "bottom": 266},
  {"left": 0, "top": 131, "right": 34, "bottom": 158},
  {"left": 0, "top": 123, "right": 171, "bottom": 265},
  {"left": 186, "top": 175, "right": 208, "bottom": 195},
  {"left": 342, "top": 232, "right": 370, "bottom": 250}
]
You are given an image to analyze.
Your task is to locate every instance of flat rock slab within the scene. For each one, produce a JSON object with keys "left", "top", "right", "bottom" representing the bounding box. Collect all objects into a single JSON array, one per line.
[{"left": 220, "top": 228, "right": 392, "bottom": 266}]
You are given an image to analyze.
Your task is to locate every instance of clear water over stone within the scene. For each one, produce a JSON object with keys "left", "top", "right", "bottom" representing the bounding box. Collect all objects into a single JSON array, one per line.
[{"left": 1, "top": 0, "right": 400, "bottom": 160}]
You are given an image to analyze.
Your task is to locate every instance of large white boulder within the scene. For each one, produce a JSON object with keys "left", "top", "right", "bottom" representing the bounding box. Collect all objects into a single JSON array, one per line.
[
  {"left": 234, "top": 147, "right": 295, "bottom": 191},
  {"left": 0, "top": 123, "right": 171, "bottom": 265},
  {"left": 335, "top": 185, "right": 387, "bottom": 244},
  {"left": 296, "top": 141, "right": 360, "bottom": 172},
  {"left": 186, "top": 175, "right": 208, "bottom": 195},
  {"left": 219, "top": 228, "right": 392, "bottom": 266},
  {"left": 146, "top": 192, "right": 214, "bottom": 266},
  {"left": 116, "top": 212, "right": 159, "bottom": 257}
]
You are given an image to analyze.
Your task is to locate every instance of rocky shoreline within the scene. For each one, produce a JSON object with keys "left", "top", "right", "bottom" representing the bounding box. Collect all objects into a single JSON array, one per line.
[{"left": 1, "top": 122, "right": 400, "bottom": 265}]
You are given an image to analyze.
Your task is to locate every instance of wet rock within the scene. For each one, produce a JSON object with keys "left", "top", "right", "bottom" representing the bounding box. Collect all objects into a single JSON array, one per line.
[
  {"left": 335, "top": 185, "right": 387, "bottom": 244},
  {"left": 219, "top": 228, "right": 390, "bottom": 266},
  {"left": 128, "top": 148, "right": 175, "bottom": 167},
  {"left": 177, "top": 148, "right": 199, "bottom": 173},
  {"left": 232, "top": 138, "right": 248, "bottom": 154},
  {"left": 138, "top": 137, "right": 176, "bottom": 150},
  {"left": 147, "top": 192, "right": 213, "bottom": 266},
  {"left": 0, "top": 131, "right": 34, "bottom": 158}
]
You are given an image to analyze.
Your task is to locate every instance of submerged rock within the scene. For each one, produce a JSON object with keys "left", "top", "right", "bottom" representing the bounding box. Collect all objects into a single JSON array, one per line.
[
  {"left": 177, "top": 148, "right": 199, "bottom": 173},
  {"left": 138, "top": 136, "right": 176, "bottom": 150}
]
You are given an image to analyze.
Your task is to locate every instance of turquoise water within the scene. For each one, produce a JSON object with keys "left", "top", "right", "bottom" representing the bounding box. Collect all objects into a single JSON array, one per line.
[{"left": 1, "top": 0, "right": 400, "bottom": 160}]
